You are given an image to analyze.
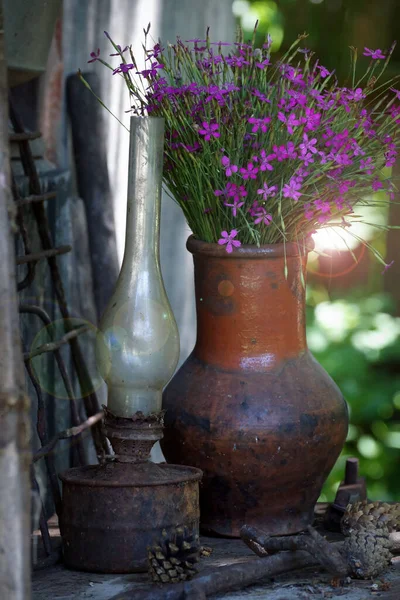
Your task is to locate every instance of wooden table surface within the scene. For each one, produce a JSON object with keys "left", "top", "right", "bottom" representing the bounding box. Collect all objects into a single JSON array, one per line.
[{"left": 32, "top": 532, "right": 400, "bottom": 600}]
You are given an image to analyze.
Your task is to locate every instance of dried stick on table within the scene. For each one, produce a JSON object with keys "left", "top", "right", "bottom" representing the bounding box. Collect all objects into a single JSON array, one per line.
[
  {"left": 241, "top": 524, "right": 348, "bottom": 577},
  {"left": 111, "top": 550, "right": 318, "bottom": 600}
]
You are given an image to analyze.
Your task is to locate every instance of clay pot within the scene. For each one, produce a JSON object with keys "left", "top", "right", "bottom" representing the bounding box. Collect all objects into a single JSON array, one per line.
[{"left": 161, "top": 236, "right": 348, "bottom": 537}]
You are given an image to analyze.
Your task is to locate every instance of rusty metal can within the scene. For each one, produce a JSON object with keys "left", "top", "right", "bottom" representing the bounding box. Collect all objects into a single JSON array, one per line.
[{"left": 60, "top": 462, "right": 202, "bottom": 573}]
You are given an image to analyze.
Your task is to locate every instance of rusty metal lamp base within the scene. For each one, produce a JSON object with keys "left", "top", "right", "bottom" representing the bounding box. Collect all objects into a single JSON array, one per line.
[{"left": 59, "top": 410, "right": 202, "bottom": 573}]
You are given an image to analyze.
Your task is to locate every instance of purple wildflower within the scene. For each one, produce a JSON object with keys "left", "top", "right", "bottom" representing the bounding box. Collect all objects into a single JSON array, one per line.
[
  {"left": 295, "top": 167, "right": 308, "bottom": 181},
  {"left": 240, "top": 162, "right": 259, "bottom": 180},
  {"left": 248, "top": 200, "right": 260, "bottom": 217},
  {"left": 319, "top": 150, "right": 328, "bottom": 164},
  {"left": 255, "top": 58, "right": 271, "bottom": 69},
  {"left": 110, "top": 45, "right": 129, "bottom": 56},
  {"left": 284, "top": 66, "right": 305, "bottom": 86},
  {"left": 334, "top": 152, "right": 353, "bottom": 166},
  {"left": 287, "top": 90, "right": 307, "bottom": 107},
  {"left": 302, "top": 153, "right": 315, "bottom": 167},
  {"left": 183, "top": 142, "right": 201, "bottom": 152},
  {"left": 252, "top": 89, "right": 270, "bottom": 103},
  {"left": 218, "top": 230, "right": 241, "bottom": 253},
  {"left": 299, "top": 133, "right": 318, "bottom": 157},
  {"left": 147, "top": 43, "right": 164, "bottom": 60},
  {"left": 390, "top": 88, "right": 400, "bottom": 100},
  {"left": 199, "top": 122, "right": 220, "bottom": 141},
  {"left": 264, "top": 34, "right": 273, "bottom": 49},
  {"left": 385, "top": 146, "right": 398, "bottom": 168},
  {"left": 314, "top": 199, "right": 331, "bottom": 214},
  {"left": 221, "top": 156, "right": 238, "bottom": 177},
  {"left": 347, "top": 88, "right": 365, "bottom": 102},
  {"left": 382, "top": 260, "right": 394, "bottom": 274},
  {"left": 302, "top": 107, "right": 321, "bottom": 131},
  {"left": 318, "top": 65, "right": 331, "bottom": 78},
  {"left": 304, "top": 203, "right": 314, "bottom": 220},
  {"left": 224, "top": 197, "right": 244, "bottom": 217},
  {"left": 214, "top": 182, "right": 247, "bottom": 201},
  {"left": 205, "top": 85, "right": 229, "bottom": 105},
  {"left": 272, "top": 145, "right": 288, "bottom": 161},
  {"left": 283, "top": 178, "right": 302, "bottom": 202},
  {"left": 88, "top": 49, "right": 101, "bottom": 63},
  {"left": 363, "top": 47, "right": 386, "bottom": 60},
  {"left": 351, "top": 140, "right": 365, "bottom": 157},
  {"left": 226, "top": 56, "right": 250, "bottom": 68},
  {"left": 231, "top": 184, "right": 248, "bottom": 200},
  {"left": 254, "top": 208, "right": 273, "bottom": 226},
  {"left": 248, "top": 117, "right": 271, "bottom": 133},
  {"left": 337, "top": 180, "right": 354, "bottom": 194},
  {"left": 360, "top": 157, "right": 374, "bottom": 174},
  {"left": 214, "top": 185, "right": 229, "bottom": 198},
  {"left": 257, "top": 183, "right": 277, "bottom": 201},
  {"left": 286, "top": 142, "right": 298, "bottom": 160},
  {"left": 138, "top": 61, "right": 164, "bottom": 78},
  {"left": 258, "top": 149, "right": 275, "bottom": 171},
  {"left": 278, "top": 98, "right": 287, "bottom": 111},
  {"left": 278, "top": 112, "right": 300, "bottom": 134},
  {"left": 113, "top": 63, "right": 135, "bottom": 74},
  {"left": 372, "top": 179, "right": 384, "bottom": 191}
]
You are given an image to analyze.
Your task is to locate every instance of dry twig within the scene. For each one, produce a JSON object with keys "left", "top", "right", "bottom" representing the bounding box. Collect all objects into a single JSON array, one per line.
[
  {"left": 241, "top": 524, "right": 348, "bottom": 577},
  {"left": 33, "top": 411, "right": 103, "bottom": 462}
]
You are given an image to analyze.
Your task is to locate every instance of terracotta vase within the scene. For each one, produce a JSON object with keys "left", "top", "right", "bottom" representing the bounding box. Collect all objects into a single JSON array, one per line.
[{"left": 161, "top": 236, "right": 348, "bottom": 537}]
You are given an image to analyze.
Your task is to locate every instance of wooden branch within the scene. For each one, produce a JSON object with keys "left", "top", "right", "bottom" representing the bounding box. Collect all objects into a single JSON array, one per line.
[
  {"left": 33, "top": 411, "right": 104, "bottom": 463},
  {"left": 16, "top": 244, "right": 71, "bottom": 265},
  {"left": 110, "top": 551, "right": 318, "bottom": 600},
  {"left": 23, "top": 323, "right": 90, "bottom": 360},
  {"left": 241, "top": 524, "right": 348, "bottom": 577}
]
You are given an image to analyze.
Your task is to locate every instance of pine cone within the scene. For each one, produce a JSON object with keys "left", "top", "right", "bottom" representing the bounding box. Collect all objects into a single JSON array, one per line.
[
  {"left": 341, "top": 501, "right": 400, "bottom": 536},
  {"left": 341, "top": 527, "right": 393, "bottom": 579},
  {"left": 147, "top": 526, "right": 200, "bottom": 584}
]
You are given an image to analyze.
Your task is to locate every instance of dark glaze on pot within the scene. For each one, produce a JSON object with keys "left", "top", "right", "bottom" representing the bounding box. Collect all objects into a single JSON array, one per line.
[{"left": 162, "top": 236, "right": 348, "bottom": 537}]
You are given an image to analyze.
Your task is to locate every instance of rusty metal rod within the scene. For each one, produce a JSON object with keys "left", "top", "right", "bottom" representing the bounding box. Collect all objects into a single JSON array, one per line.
[
  {"left": 15, "top": 190, "right": 57, "bottom": 208},
  {"left": 9, "top": 100, "right": 108, "bottom": 456},
  {"left": 9, "top": 131, "right": 42, "bottom": 142},
  {"left": 31, "top": 474, "right": 53, "bottom": 557},
  {"left": 12, "top": 175, "right": 36, "bottom": 291},
  {"left": 23, "top": 350, "right": 63, "bottom": 516},
  {"left": 16, "top": 245, "right": 71, "bottom": 265},
  {"left": 33, "top": 411, "right": 103, "bottom": 463},
  {"left": 24, "top": 324, "right": 90, "bottom": 361},
  {"left": 112, "top": 551, "right": 318, "bottom": 600},
  {"left": 33, "top": 547, "right": 62, "bottom": 570},
  {"left": 20, "top": 304, "right": 87, "bottom": 464}
]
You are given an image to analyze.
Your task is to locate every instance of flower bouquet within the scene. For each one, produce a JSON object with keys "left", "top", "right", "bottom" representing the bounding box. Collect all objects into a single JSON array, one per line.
[
  {"left": 84, "top": 26, "right": 400, "bottom": 537},
  {"left": 85, "top": 24, "right": 400, "bottom": 270}
]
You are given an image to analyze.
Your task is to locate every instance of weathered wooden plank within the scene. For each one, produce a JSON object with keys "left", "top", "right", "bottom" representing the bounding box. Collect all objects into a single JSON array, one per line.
[{"left": 0, "top": 3, "right": 31, "bottom": 599}]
